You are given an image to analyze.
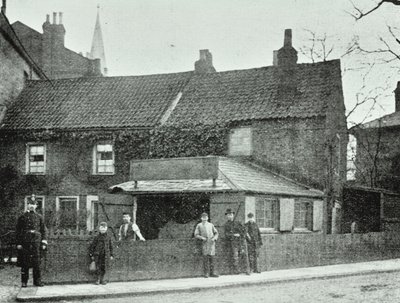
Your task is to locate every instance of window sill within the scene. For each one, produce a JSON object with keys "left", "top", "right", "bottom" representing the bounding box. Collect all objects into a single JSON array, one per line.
[
  {"left": 92, "top": 173, "right": 115, "bottom": 176},
  {"left": 292, "top": 228, "right": 313, "bottom": 234},
  {"left": 26, "top": 173, "right": 46, "bottom": 176},
  {"left": 260, "top": 228, "right": 279, "bottom": 234}
]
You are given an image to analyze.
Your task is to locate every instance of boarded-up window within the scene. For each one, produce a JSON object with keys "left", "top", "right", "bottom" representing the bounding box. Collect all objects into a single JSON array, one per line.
[
  {"left": 256, "top": 196, "right": 279, "bottom": 230},
  {"left": 228, "top": 127, "right": 252, "bottom": 156},
  {"left": 280, "top": 198, "right": 294, "bottom": 231}
]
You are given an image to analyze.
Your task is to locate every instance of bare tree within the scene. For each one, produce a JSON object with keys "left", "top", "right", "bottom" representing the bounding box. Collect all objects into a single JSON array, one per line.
[{"left": 349, "top": 0, "right": 400, "bottom": 20}]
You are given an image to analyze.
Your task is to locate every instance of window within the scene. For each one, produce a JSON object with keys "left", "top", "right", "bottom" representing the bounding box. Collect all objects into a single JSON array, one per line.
[
  {"left": 293, "top": 199, "right": 313, "bottom": 230},
  {"left": 24, "top": 196, "right": 45, "bottom": 216},
  {"left": 26, "top": 144, "right": 46, "bottom": 174},
  {"left": 56, "top": 196, "right": 79, "bottom": 229},
  {"left": 93, "top": 143, "right": 114, "bottom": 174},
  {"left": 228, "top": 127, "right": 252, "bottom": 156},
  {"left": 256, "top": 197, "right": 279, "bottom": 230}
]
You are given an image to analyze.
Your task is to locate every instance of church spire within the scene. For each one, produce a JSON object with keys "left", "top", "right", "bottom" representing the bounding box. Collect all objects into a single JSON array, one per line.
[{"left": 89, "top": 5, "right": 107, "bottom": 75}]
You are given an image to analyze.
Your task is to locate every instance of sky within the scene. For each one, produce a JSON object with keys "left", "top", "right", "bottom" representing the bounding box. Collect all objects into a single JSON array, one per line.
[{"left": 6, "top": 0, "right": 400, "bottom": 125}]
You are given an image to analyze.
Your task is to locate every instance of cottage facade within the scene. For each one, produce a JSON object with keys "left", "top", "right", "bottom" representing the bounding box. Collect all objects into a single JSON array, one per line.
[{"left": 0, "top": 29, "right": 347, "bottom": 236}]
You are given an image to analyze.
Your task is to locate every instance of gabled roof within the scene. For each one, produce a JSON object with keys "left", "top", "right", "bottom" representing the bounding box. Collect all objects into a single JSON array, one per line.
[
  {"left": 0, "top": 15, "right": 46, "bottom": 79},
  {"left": 166, "top": 60, "right": 341, "bottom": 125},
  {"left": 1, "top": 59, "right": 342, "bottom": 131},
  {"left": 109, "top": 157, "right": 324, "bottom": 198},
  {"left": 355, "top": 111, "right": 400, "bottom": 130},
  {"left": 1, "top": 72, "right": 192, "bottom": 130}
]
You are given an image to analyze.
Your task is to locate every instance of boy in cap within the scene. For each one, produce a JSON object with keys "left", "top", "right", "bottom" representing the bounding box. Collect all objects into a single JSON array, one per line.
[
  {"left": 89, "top": 222, "right": 114, "bottom": 285},
  {"left": 16, "top": 194, "right": 47, "bottom": 287},
  {"left": 245, "top": 212, "right": 263, "bottom": 273},
  {"left": 194, "top": 213, "right": 219, "bottom": 278},
  {"left": 224, "top": 208, "right": 250, "bottom": 275}
]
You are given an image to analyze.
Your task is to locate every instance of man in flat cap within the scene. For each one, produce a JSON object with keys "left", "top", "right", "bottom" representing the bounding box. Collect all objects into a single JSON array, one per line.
[
  {"left": 194, "top": 212, "right": 219, "bottom": 278},
  {"left": 223, "top": 208, "right": 250, "bottom": 275},
  {"left": 16, "top": 194, "right": 47, "bottom": 287}
]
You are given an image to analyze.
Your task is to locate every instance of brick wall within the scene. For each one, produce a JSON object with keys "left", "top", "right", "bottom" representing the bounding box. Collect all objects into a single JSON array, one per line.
[{"left": 40, "top": 231, "right": 400, "bottom": 284}]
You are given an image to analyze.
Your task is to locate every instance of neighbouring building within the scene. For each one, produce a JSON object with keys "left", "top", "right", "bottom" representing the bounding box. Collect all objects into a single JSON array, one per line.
[
  {"left": 0, "top": 3, "right": 46, "bottom": 123},
  {"left": 350, "top": 81, "right": 400, "bottom": 193},
  {"left": 11, "top": 11, "right": 105, "bottom": 79},
  {"left": 0, "top": 29, "right": 347, "bottom": 236}
]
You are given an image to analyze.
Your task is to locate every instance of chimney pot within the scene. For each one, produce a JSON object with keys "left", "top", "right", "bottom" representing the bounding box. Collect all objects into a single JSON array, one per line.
[
  {"left": 195, "top": 49, "right": 216, "bottom": 74},
  {"left": 395, "top": 81, "right": 400, "bottom": 112},
  {"left": 46, "top": 14, "right": 50, "bottom": 23},
  {"left": 1, "top": 0, "right": 6, "bottom": 15},
  {"left": 273, "top": 50, "right": 279, "bottom": 66},
  {"left": 53, "top": 12, "right": 57, "bottom": 24},
  {"left": 284, "top": 29, "right": 292, "bottom": 47},
  {"left": 59, "top": 12, "right": 63, "bottom": 24}
]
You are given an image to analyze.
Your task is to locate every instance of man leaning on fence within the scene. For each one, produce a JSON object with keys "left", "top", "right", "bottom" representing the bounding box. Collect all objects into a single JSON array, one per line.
[
  {"left": 118, "top": 213, "right": 145, "bottom": 242},
  {"left": 16, "top": 194, "right": 47, "bottom": 288}
]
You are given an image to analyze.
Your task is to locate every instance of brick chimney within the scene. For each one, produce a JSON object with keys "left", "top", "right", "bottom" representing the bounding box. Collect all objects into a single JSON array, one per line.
[
  {"left": 395, "top": 81, "right": 400, "bottom": 112},
  {"left": 42, "top": 12, "right": 66, "bottom": 77},
  {"left": 274, "top": 29, "right": 298, "bottom": 67},
  {"left": 194, "top": 49, "right": 216, "bottom": 74}
]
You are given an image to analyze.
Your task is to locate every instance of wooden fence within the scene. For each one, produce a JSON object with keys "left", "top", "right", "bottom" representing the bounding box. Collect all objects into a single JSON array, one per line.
[{"left": 41, "top": 231, "right": 400, "bottom": 284}]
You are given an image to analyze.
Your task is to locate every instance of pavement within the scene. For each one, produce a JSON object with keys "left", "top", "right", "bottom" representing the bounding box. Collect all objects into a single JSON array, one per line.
[{"left": 16, "top": 258, "right": 400, "bottom": 302}]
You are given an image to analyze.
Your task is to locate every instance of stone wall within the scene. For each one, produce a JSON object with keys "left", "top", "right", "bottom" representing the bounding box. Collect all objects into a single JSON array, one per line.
[{"left": 41, "top": 232, "right": 400, "bottom": 284}]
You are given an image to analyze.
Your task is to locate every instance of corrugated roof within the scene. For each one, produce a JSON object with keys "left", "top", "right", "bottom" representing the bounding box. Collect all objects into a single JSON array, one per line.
[{"left": 109, "top": 157, "right": 324, "bottom": 198}]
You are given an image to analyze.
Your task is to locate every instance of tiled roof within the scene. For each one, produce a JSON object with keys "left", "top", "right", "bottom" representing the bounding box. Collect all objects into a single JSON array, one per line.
[
  {"left": 109, "top": 157, "right": 324, "bottom": 198},
  {"left": 1, "top": 59, "right": 342, "bottom": 130},
  {"left": 166, "top": 60, "right": 341, "bottom": 125},
  {"left": 356, "top": 111, "right": 400, "bottom": 129},
  {"left": 1, "top": 73, "right": 192, "bottom": 130}
]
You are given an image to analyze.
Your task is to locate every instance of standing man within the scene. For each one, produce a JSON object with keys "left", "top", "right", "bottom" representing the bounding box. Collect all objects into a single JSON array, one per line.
[
  {"left": 194, "top": 212, "right": 219, "bottom": 278},
  {"left": 245, "top": 212, "right": 263, "bottom": 273},
  {"left": 16, "top": 194, "right": 47, "bottom": 287},
  {"left": 118, "top": 213, "right": 145, "bottom": 242},
  {"left": 224, "top": 208, "right": 250, "bottom": 275}
]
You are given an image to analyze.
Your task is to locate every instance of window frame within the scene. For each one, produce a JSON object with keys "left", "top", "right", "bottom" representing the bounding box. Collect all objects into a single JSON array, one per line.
[
  {"left": 255, "top": 196, "right": 280, "bottom": 232},
  {"left": 56, "top": 196, "right": 79, "bottom": 229},
  {"left": 25, "top": 143, "right": 46, "bottom": 175},
  {"left": 92, "top": 142, "right": 115, "bottom": 175},
  {"left": 293, "top": 198, "right": 313, "bottom": 232}
]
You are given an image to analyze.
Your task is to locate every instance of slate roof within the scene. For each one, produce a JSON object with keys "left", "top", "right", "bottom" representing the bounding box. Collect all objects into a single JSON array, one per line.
[
  {"left": 1, "top": 59, "right": 342, "bottom": 130},
  {"left": 356, "top": 111, "right": 400, "bottom": 129},
  {"left": 109, "top": 157, "right": 324, "bottom": 198},
  {"left": 1, "top": 73, "right": 192, "bottom": 130}
]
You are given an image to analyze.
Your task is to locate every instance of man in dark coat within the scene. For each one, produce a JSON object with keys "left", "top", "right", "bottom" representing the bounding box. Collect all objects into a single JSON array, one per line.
[
  {"left": 16, "top": 195, "right": 47, "bottom": 287},
  {"left": 245, "top": 212, "right": 263, "bottom": 273},
  {"left": 223, "top": 208, "right": 250, "bottom": 275}
]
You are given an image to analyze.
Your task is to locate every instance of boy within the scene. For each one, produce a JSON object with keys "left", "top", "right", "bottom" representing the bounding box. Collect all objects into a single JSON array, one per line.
[
  {"left": 194, "top": 213, "right": 219, "bottom": 278},
  {"left": 245, "top": 212, "right": 263, "bottom": 273},
  {"left": 89, "top": 222, "right": 114, "bottom": 285}
]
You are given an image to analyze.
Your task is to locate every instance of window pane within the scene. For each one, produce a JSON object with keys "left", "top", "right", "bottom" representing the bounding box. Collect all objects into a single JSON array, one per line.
[
  {"left": 100, "top": 151, "right": 113, "bottom": 160},
  {"left": 294, "top": 200, "right": 312, "bottom": 229},
  {"left": 256, "top": 197, "right": 279, "bottom": 229}
]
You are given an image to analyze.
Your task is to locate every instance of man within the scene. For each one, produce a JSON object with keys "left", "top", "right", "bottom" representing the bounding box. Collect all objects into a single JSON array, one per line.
[
  {"left": 194, "top": 212, "right": 219, "bottom": 278},
  {"left": 224, "top": 208, "right": 250, "bottom": 275},
  {"left": 16, "top": 194, "right": 47, "bottom": 287},
  {"left": 245, "top": 212, "right": 263, "bottom": 273},
  {"left": 118, "top": 213, "right": 145, "bottom": 242}
]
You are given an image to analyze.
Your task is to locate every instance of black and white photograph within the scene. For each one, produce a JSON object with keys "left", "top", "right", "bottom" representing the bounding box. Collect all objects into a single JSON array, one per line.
[{"left": 1, "top": 0, "right": 400, "bottom": 302}]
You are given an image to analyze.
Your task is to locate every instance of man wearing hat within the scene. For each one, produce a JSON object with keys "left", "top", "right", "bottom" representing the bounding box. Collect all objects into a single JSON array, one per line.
[
  {"left": 223, "top": 208, "right": 250, "bottom": 275},
  {"left": 194, "top": 213, "right": 219, "bottom": 278},
  {"left": 245, "top": 212, "right": 263, "bottom": 273},
  {"left": 16, "top": 194, "right": 47, "bottom": 287}
]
